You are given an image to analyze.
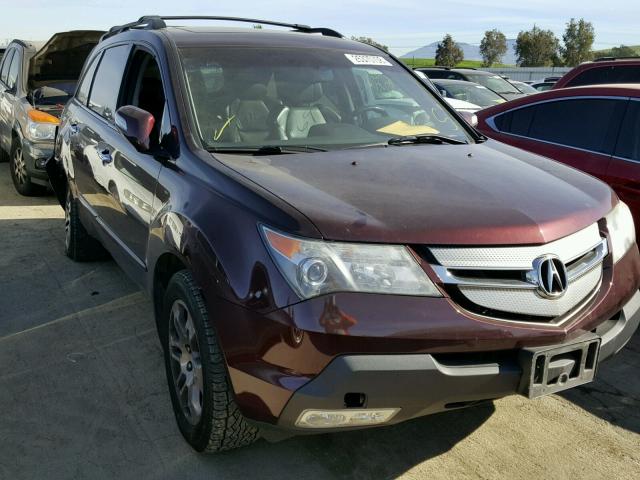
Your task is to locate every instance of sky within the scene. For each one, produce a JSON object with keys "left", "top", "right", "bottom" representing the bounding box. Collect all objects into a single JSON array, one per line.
[{"left": 1, "top": 0, "right": 639, "bottom": 55}]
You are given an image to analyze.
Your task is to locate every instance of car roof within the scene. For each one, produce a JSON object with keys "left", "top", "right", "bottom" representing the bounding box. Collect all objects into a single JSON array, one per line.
[
  {"left": 477, "top": 83, "right": 640, "bottom": 118},
  {"left": 417, "top": 67, "right": 493, "bottom": 76}
]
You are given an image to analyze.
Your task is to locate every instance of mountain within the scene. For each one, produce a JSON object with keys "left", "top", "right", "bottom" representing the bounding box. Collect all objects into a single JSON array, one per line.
[{"left": 402, "top": 39, "right": 518, "bottom": 65}]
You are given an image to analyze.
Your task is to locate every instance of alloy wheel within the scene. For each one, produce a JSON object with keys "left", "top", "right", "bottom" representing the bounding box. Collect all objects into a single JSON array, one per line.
[
  {"left": 168, "top": 299, "right": 204, "bottom": 425},
  {"left": 12, "top": 147, "right": 26, "bottom": 184}
]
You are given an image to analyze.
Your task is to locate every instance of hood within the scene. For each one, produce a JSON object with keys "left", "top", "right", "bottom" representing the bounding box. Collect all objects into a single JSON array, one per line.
[
  {"left": 213, "top": 140, "right": 616, "bottom": 245},
  {"left": 444, "top": 98, "right": 481, "bottom": 112},
  {"left": 28, "top": 30, "right": 103, "bottom": 90}
]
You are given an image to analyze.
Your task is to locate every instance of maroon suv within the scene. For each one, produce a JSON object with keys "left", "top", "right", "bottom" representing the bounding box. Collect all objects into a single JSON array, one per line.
[{"left": 48, "top": 16, "right": 640, "bottom": 452}]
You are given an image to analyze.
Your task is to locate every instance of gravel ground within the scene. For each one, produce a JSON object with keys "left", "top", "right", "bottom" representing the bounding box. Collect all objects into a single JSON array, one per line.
[{"left": 0, "top": 163, "right": 638, "bottom": 479}]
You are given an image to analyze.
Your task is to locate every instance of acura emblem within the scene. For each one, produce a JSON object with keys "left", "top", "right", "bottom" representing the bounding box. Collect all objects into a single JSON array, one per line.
[{"left": 533, "top": 255, "right": 568, "bottom": 298}]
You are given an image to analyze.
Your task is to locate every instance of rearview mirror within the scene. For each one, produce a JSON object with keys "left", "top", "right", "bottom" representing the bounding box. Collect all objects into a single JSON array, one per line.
[
  {"left": 115, "top": 105, "right": 155, "bottom": 152},
  {"left": 459, "top": 110, "right": 478, "bottom": 127}
]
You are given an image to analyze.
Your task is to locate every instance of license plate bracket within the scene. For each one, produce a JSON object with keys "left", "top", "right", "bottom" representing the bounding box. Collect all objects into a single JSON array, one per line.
[{"left": 518, "top": 334, "right": 601, "bottom": 399}]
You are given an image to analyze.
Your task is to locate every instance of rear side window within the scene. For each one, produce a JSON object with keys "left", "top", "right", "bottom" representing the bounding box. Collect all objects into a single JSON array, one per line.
[
  {"left": 0, "top": 49, "right": 14, "bottom": 84},
  {"left": 567, "top": 65, "right": 640, "bottom": 87},
  {"left": 614, "top": 101, "right": 640, "bottom": 161},
  {"left": 495, "top": 98, "right": 626, "bottom": 154},
  {"left": 529, "top": 99, "right": 626, "bottom": 153},
  {"left": 76, "top": 53, "right": 101, "bottom": 106},
  {"left": 88, "top": 45, "right": 131, "bottom": 121}
]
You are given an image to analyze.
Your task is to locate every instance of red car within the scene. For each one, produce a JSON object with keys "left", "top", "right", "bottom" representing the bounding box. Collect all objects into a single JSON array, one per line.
[
  {"left": 476, "top": 84, "right": 640, "bottom": 237},
  {"left": 553, "top": 58, "right": 640, "bottom": 89}
]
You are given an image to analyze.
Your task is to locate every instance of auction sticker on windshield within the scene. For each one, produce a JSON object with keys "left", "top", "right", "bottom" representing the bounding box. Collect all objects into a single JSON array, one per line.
[{"left": 345, "top": 54, "right": 392, "bottom": 66}]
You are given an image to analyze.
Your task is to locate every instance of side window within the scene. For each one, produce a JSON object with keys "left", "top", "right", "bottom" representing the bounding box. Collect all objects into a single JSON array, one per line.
[
  {"left": 614, "top": 101, "right": 640, "bottom": 161},
  {"left": 120, "top": 49, "right": 167, "bottom": 149},
  {"left": 88, "top": 45, "right": 131, "bottom": 121},
  {"left": 76, "top": 53, "right": 101, "bottom": 106},
  {"left": 6, "top": 49, "right": 20, "bottom": 90},
  {"left": 567, "top": 65, "right": 640, "bottom": 87},
  {"left": 528, "top": 99, "right": 626, "bottom": 153},
  {"left": 494, "top": 105, "right": 537, "bottom": 136},
  {"left": 0, "top": 49, "right": 14, "bottom": 85}
]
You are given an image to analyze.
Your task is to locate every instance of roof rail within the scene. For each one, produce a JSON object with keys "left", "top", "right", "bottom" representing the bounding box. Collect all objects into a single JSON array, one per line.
[
  {"left": 594, "top": 56, "right": 640, "bottom": 62},
  {"left": 101, "top": 15, "right": 343, "bottom": 41}
]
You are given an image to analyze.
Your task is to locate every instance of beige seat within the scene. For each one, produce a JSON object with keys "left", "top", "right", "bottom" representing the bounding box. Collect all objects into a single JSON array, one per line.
[{"left": 279, "top": 82, "right": 327, "bottom": 139}]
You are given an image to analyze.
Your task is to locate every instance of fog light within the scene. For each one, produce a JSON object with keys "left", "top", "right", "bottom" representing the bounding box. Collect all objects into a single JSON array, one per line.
[
  {"left": 35, "top": 158, "right": 47, "bottom": 169},
  {"left": 295, "top": 408, "right": 400, "bottom": 428}
]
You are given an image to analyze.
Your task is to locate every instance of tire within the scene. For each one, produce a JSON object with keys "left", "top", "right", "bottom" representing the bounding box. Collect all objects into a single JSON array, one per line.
[
  {"left": 10, "top": 138, "right": 45, "bottom": 196},
  {"left": 162, "top": 270, "right": 259, "bottom": 452},
  {"left": 64, "top": 188, "right": 108, "bottom": 261}
]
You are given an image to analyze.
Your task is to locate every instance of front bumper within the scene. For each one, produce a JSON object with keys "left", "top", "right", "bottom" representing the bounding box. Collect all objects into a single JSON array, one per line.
[
  {"left": 274, "top": 288, "right": 640, "bottom": 433},
  {"left": 22, "top": 140, "right": 53, "bottom": 184}
]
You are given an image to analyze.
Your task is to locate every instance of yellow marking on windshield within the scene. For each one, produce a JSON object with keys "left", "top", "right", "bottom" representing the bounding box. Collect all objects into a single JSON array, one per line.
[
  {"left": 214, "top": 115, "right": 236, "bottom": 142},
  {"left": 377, "top": 121, "right": 439, "bottom": 136}
]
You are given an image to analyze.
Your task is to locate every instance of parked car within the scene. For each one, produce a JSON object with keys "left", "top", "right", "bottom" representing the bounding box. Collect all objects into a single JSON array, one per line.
[
  {"left": 432, "top": 79, "right": 506, "bottom": 108},
  {"left": 509, "top": 80, "right": 538, "bottom": 94},
  {"left": 553, "top": 57, "right": 640, "bottom": 89},
  {"left": 543, "top": 76, "right": 562, "bottom": 83},
  {"left": 531, "top": 81, "right": 555, "bottom": 91},
  {"left": 415, "top": 67, "right": 527, "bottom": 100},
  {"left": 0, "top": 31, "right": 103, "bottom": 195},
  {"left": 476, "top": 84, "right": 640, "bottom": 239},
  {"left": 49, "top": 16, "right": 640, "bottom": 453}
]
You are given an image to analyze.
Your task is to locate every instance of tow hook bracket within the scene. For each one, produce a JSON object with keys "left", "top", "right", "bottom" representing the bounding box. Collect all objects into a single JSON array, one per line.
[{"left": 518, "top": 333, "right": 601, "bottom": 399}]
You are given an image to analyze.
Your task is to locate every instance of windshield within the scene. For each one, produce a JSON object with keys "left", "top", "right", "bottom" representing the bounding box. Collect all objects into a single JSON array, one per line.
[
  {"left": 179, "top": 47, "right": 471, "bottom": 151},
  {"left": 464, "top": 73, "right": 521, "bottom": 95},
  {"left": 435, "top": 81, "right": 505, "bottom": 108}
]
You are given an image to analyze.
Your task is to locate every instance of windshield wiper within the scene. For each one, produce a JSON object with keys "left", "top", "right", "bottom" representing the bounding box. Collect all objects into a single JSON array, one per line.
[
  {"left": 207, "top": 145, "right": 327, "bottom": 155},
  {"left": 387, "top": 134, "right": 467, "bottom": 146}
]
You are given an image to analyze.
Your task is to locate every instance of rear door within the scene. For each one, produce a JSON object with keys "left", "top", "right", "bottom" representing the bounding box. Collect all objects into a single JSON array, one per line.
[
  {"left": 609, "top": 99, "right": 640, "bottom": 237},
  {"left": 489, "top": 97, "right": 627, "bottom": 181}
]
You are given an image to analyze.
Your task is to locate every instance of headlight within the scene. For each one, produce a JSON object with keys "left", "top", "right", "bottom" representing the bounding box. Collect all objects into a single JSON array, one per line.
[
  {"left": 262, "top": 227, "right": 441, "bottom": 299},
  {"left": 606, "top": 201, "right": 636, "bottom": 263},
  {"left": 26, "top": 109, "right": 59, "bottom": 141}
]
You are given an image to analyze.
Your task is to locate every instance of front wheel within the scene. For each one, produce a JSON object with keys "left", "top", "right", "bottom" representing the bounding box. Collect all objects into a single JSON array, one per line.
[
  {"left": 10, "top": 138, "right": 45, "bottom": 196},
  {"left": 162, "top": 270, "right": 259, "bottom": 452}
]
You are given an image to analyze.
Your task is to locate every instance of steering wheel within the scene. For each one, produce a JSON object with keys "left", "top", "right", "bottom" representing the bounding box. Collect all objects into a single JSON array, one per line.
[{"left": 353, "top": 106, "right": 389, "bottom": 126}]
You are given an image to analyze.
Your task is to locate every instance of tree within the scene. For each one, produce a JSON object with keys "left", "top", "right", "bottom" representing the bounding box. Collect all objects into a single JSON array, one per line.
[
  {"left": 350, "top": 36, "right": 389, "bottom": 52},
  {"left": 435, "top": 34, "right": 464, "bottom": 67},
  {"left": 562, "top": 18, "right": 595, "bottom": 66},
  {"left": 479, "top": 29, "right": 507, "bottom": 67},
  {"left": 515, "top": 26, "right": 561, "bottom": 66},
  {"left": 608, "top": 45, "right": 638, "bottom": 58}
]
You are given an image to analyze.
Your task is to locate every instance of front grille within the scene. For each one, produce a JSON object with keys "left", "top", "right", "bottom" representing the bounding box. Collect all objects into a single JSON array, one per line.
[{"left": 424, "top": 223, "right": 607, "bottom": 324}]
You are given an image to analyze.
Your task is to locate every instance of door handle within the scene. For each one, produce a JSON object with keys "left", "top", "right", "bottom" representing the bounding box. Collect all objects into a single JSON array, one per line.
[{"left": 96, "top": 146, "right": 113, "bottom": 165}]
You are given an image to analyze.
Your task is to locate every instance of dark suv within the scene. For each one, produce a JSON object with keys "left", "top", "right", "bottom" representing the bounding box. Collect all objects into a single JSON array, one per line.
[
  {"left": 553, "top": 57, "right": 640, "bottom": 89},
  {"left": 0, "top": 31, "right": 102, "bottom": 195},
  {"left": 415, "top": 67, "right": 526, "bottom": 100},
  {"left": 49, "top": 16, "right": 640, "bottom": 453}
]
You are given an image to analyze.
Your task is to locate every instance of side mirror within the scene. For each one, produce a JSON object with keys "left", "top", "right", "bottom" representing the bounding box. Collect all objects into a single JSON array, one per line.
[
  {"left": 115, "top": 105, "right": 155, "bottom": 152},
  {"left": 459, "top": 110, "right": 478, "bottom": 127}
]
